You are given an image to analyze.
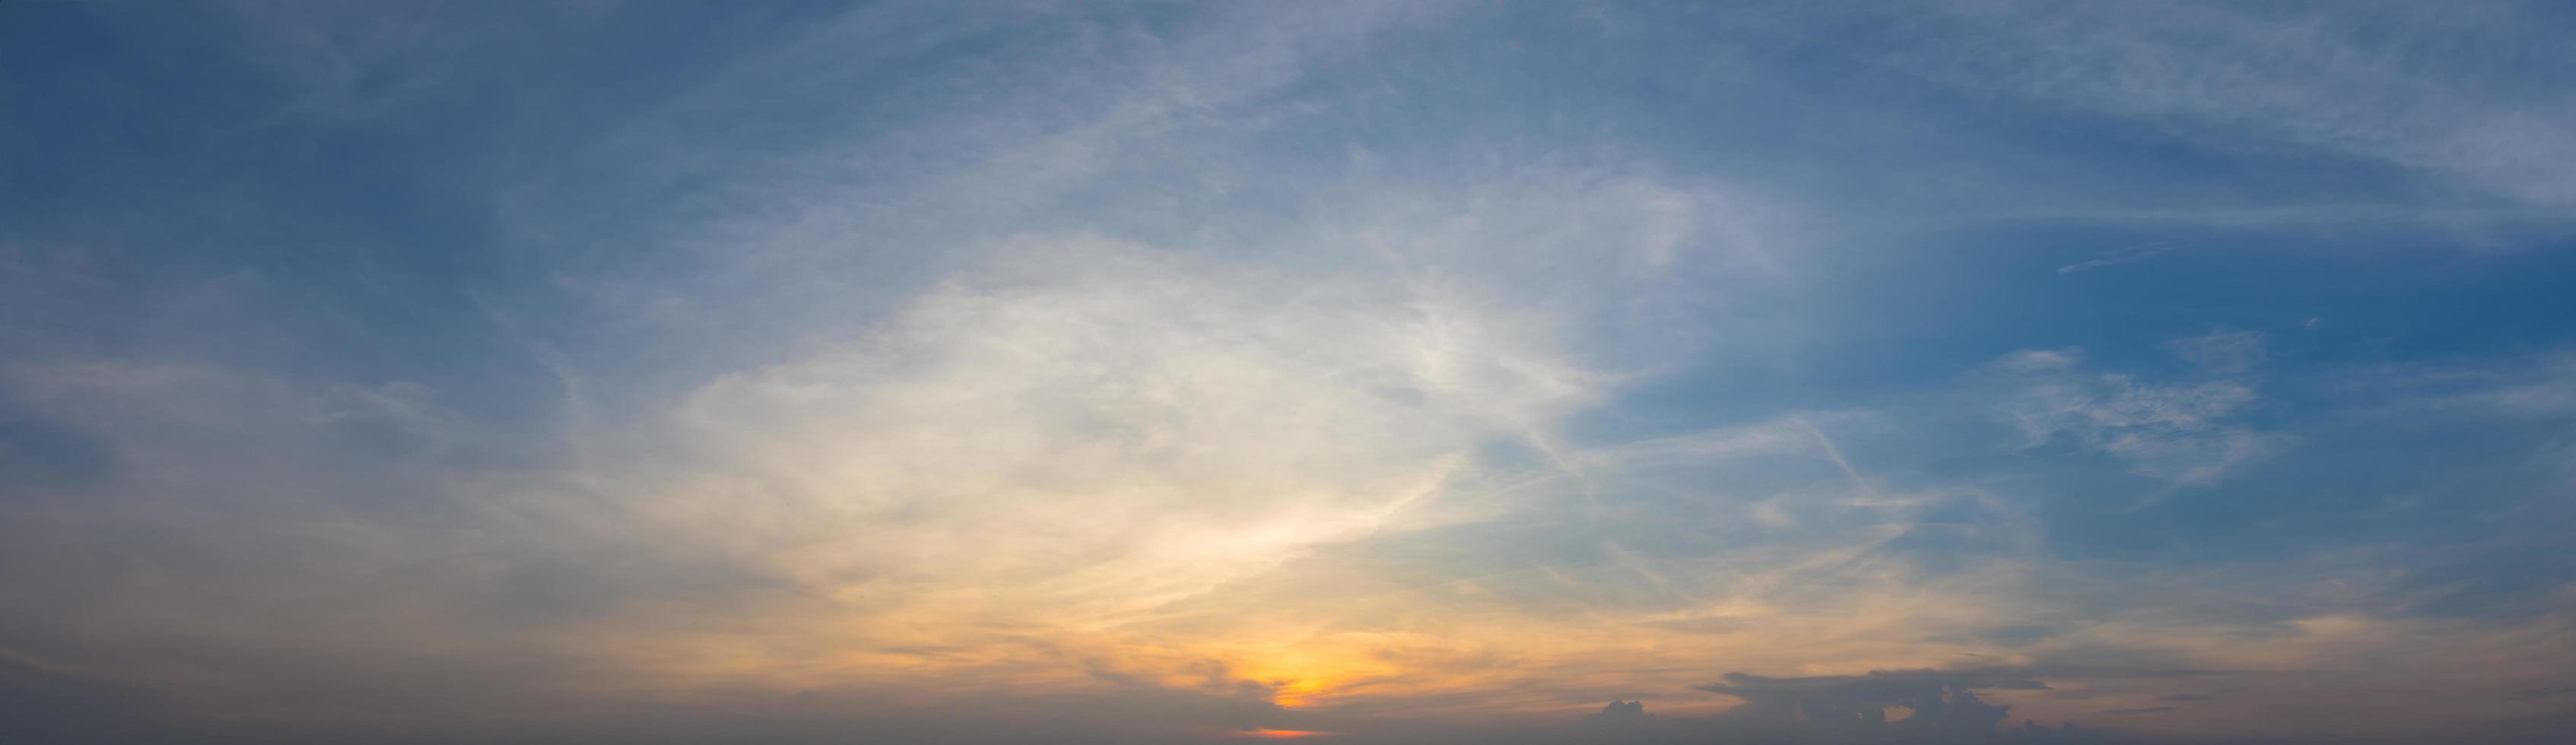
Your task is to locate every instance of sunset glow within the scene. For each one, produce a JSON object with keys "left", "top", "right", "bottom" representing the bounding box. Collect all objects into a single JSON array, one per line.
[
  {"left": 5, "top": 2, "right": 2574, "bottom": 744},
  {"left": 1237, "top": 729, "right": 1339, "bottom": 740}
]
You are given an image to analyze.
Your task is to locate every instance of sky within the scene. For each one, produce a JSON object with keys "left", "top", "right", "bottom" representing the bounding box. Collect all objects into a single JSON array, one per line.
[{"left": 4, "top": 2, "right": 2574, "bottom": 743}]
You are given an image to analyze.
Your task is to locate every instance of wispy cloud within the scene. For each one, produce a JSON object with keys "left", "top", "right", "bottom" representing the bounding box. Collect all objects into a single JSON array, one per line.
[
  {"left": 1886, "top": 1, "right": 2576, "bottom": 205},
  {"left": 1990, "top": 338, "right": 2287, "bottom": 486},
  {"left": 7, "top": 2, "right": 2576, "bottom": 743},
  {"left": 2057, "top": 243, "right": 2174, "bottom": 274}
]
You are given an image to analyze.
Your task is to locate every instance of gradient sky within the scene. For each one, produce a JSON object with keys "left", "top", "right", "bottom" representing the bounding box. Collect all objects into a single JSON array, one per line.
[{"left": 5, "top": 2, "right": 2575, "bottom": 743}]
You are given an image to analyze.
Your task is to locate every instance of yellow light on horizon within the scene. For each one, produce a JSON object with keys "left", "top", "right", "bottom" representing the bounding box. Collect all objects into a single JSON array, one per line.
[{"left": 1237, "top": 728, "right": 1337, "bottom": 739}]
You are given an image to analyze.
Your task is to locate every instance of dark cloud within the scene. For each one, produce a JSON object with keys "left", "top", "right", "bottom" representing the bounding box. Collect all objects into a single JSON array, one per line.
[
  {"left": 1574, "top": 699, "right": 1672, "bottom": 744},
  {"left": 1584, "top": 699, "right": 1656, "bottom": 726},
  {"left": 2154, "top": 694, "right": 2214, "bottom": 702},
  {"left": 2101, "top": 707, "right": 2176, "bottom": 715},
  {"left": 1693, "top": 667, "right": 2107, "bottom": 743}
]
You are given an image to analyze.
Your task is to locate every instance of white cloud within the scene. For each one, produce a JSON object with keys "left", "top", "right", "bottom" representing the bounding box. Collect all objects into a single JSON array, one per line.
[
  {"left": 1993, "top": 338, "right": 2286, "bottom": 484},
  {"left": 2165, "top": 328, "right": 2266, "bottom": 375},
  {"left": 605, "top": 237, "right": 1600, "bottom": 625},
  {"left": 1895, "top": 1, "right": 2576, "bottom": 204}
]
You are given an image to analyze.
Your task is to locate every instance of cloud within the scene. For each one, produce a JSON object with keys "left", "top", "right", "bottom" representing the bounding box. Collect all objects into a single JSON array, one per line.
[
  {"left": 1698, "top": 668, "right": 2029, "bottom": 728},
  {"left": 2163, "top": 329, "right": 2265, "bottom": 376},
  {"left": 1693, "top": 667, "right": 2114, "bottom": 744},
  {"left": 1583, "top": 699, "right": 1656, "bottom": 726},
  {"left": 2057, "top": 243, "right": 2174, "bottom": 274},
  {"left": 1992, "top": 338, "right": 2286, "bottom": 485},
  {"left": 2358, "top": 353, "right": 2576, "bottom": 420},
  {"left": 1577, "top": 699, "right": 1662, "bottom": 737},
  {"left": 1574, "top": 699, "right": 1669, "bottom": 743},
  {"left": 2101, "top": 706, "right": 2176, "bottom": 715},
  {"left": 1888, "top": 1, "right": 2576, "bottom": 205},
  {"left": 510, "top": 235, "right": 1621, "bottom": 690},
  {"left": 8, "top": 3, "right": 2576, "bottom": 743}
]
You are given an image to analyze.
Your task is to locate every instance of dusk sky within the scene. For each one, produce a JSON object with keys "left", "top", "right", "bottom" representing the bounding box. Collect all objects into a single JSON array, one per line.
[{"left": 5, "top": 2, "right": 2575, "bottom": 743}]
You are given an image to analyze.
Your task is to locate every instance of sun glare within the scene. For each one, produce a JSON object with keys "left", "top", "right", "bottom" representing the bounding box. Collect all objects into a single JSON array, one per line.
[{"left": 1236, "top": 728, "right": 1336, "bottom": 739}]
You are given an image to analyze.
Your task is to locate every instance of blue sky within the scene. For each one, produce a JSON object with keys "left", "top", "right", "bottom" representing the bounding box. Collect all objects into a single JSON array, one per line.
[{"left": 5, "top": 2, "right": 2575, "bottom": 743}]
